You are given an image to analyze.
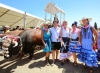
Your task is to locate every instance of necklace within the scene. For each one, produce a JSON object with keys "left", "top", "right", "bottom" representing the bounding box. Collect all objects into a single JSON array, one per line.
[
  {"left": 82, "top": 25, "right": 90, "bottom": 28},
  {"left": 82, "top": 26, "right": 90, "bottom": 38}
]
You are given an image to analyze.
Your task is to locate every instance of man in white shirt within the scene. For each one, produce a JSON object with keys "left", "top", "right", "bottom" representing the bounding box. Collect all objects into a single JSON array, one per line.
[{"left": 50, "top": 20, "right": 61, "bottom": 65}]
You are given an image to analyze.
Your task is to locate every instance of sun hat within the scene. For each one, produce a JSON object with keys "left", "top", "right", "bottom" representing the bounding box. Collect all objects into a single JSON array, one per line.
[
  {"left": 79, "top": 17, "right": 92, "bottom": 24},
  {"left": 43, "top": 21, "right": 50, "bottom": 25},
  {"left": 5, "top": 25, "right": 10, "bottom": 28}
]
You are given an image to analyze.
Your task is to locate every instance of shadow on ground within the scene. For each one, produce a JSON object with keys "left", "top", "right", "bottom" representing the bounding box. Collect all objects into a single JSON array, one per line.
[
  {"left": 0, "top": 50, "right": 100, "bottom": 73},
  {"left": 0, "top": 51, "right": 45, "bottom": 73},
  {"left": 59, "top": 61, "right": 100, "bottom": 73},
  {"left": 29, "top": 59, "right": 100, "bottom": 73}
]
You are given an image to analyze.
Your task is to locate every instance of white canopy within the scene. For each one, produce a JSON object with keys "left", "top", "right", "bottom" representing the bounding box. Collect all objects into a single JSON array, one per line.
[
  {"left": 45, "top": 2, "right": 65, "bottom": 15},
  {"left": 0, "top": 3, "right": 44, "bottom": 28}
]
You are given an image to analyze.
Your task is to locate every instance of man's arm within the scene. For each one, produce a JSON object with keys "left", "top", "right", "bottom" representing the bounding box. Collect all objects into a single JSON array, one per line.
[
  {"left": 92, "top": 27, "right": 98, "bottom": 42},
  {"left": 78, "top": 29, "right": 82, "bottom": 44}
]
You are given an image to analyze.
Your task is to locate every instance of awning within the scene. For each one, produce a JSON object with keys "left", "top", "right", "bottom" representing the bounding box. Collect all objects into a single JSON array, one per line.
[
  {"left": 44, "top": 2, "right": 65, "bottom": 14},
  {"left": 0, "top": 3, "right": 45, "bottom": 28}
]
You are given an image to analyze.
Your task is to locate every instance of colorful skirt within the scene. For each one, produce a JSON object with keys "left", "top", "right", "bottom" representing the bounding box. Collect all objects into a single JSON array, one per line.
[
  {"left": 59, "top": 51, "right": 72, "bottom": 60},
  {"left": 78, "top": 48, "right": 98, "bottom": 67},
  {"left": 60, "top": 37, "right": 70, "bottom": 53},
  {"left": 68, "top": 41, "right": 81, "bottom": 53}
]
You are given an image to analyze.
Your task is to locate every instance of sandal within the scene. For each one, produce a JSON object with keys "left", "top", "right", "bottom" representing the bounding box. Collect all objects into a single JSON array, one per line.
[
  {"left": 89, "top": 68, "right": 93, "bottom": 73},
  {"left": 83, "top": 64, "right": 87, "bottom": 69},
  {"left": 61, "top": 62, "right": 64, "bottom": 65},
  {"left": 73, "top": 61, "right": 77, "bottom": 66},
  {"left": 56, "top": 59, "right": 60, "bottom": 62},
  {"left": 66, "top": 59, "right": 70, "bottom": 62}
]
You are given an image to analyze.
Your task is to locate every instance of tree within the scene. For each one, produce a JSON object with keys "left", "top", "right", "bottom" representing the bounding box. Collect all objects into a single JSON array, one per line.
[{"left": 94, "top": 22, "right": 98, "bottom": 30}]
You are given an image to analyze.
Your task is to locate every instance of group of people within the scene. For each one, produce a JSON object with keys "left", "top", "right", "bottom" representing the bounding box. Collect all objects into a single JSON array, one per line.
[
  {"left": 41, "top": 17, "right": 100, "bottom": 73},
  {"left": 0, "top": 25, "right": 23, "bottom": 34}
]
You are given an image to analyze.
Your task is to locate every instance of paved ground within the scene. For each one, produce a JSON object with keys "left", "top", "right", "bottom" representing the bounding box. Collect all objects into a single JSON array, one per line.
[{"left": 0, "top": 50, "right": 100, "bottom": 73}]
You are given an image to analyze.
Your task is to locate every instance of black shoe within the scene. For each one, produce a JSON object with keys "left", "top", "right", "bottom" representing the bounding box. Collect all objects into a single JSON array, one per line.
[
  {"left": 61, "top": 62, "right": 64, "bottom": 65},
  {"left": 55, "top": 59, "right": 60, "bottom": 62},
  {"left": 66, "top": 59, "right": 70, "bottom": 62},
  {"left": 48, "top": 60, "right": 51, "bottom": 64}
]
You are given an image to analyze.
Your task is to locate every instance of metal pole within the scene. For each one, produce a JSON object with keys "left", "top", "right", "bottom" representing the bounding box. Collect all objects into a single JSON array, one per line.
[
  {"left": 50, "top": 13, "right": 52, "bottom": 25},
  {"left": 64, "top": 14, "right": 65, "bottom": 20},
  {"left": 45, "top": 11, "right": 47, "bottom": 21},
  {"left": 24, "top": 12, "right": 26, "bottom": 29},
  {"left": 60, "top": 12, "right": 62, "bottom": 25}
]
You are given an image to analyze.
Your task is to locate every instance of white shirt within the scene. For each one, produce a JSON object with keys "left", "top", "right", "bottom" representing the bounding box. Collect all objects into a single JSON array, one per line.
[
  {"left": 50, "top": 27, "right": 61, "bottom": 42},
  {"left": 62, "top": 27, "right": 70, "bottom": 37},
  {"left": 70, "top": 28, "right": 79, "bottom": 39}
]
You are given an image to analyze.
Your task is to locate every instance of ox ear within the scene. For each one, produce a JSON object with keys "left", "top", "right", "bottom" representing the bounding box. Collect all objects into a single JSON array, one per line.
[{"left": 13, "top": 40, "right": 18, "bottom": 48}]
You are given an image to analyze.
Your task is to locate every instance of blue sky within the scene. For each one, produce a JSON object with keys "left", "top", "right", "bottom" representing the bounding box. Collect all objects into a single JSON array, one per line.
[{"left": 0, "top": 0, "right": 100, "bottom": 27}]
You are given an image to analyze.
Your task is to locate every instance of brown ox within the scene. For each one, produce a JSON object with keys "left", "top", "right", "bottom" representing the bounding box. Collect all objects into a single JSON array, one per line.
[
  {"left": 0, "top": 29, "right": 44, "bottom": 60},
  {"left": 6, "top": 30, "right": 24, "bottom": 36},
  {"left": 19, "top": 28, "right": 44, "bottom": 59}
]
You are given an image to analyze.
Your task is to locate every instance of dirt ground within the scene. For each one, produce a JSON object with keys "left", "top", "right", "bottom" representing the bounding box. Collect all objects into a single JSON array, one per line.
[{"left": 0, "top": 50, "right": 100, "bottom": 73}]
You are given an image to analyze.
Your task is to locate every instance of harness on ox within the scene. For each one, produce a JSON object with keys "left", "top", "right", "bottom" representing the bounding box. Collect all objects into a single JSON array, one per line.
[
  {"left": 6, "top": 35, "right": 19, "bottom": 42},
  {"left": 1, "top": 35, "right": 22, "bottom": 58},
  {"left": 2, "top": 35, "right": 22, "bottom": 47}
]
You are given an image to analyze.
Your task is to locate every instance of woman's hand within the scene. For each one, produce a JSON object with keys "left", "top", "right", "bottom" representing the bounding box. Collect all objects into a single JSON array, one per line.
[
  {"left": 62, "top": 41, "right": 64, "bottom": 46},
  {"left": 44, "top": 43, "right": 47, "bottom": 47}
]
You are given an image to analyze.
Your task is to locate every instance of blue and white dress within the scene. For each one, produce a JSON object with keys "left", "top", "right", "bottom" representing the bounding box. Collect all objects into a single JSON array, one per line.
[
  {"left": 78, "top": 27, "right": 98, "bottom": 67},
  {"left": 42, "top": 29, "right": 51, "bottom": 52},
  {"left": 68, "top": 29, "right": 81, "bottom": 53}
]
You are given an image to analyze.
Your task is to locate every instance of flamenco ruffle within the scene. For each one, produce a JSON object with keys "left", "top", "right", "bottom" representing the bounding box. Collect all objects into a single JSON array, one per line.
[
  {"left": 59, "top": 51, "right": 72, "bottom": 60},
  {"left": 78, "top": 48, "right": 98, "bottom": 67},
  {"left": 96, "top": 50, "right": 100, "bottom": 61},
  {"left": 68, "top": 41, "right": 81, "bottom": 53}
]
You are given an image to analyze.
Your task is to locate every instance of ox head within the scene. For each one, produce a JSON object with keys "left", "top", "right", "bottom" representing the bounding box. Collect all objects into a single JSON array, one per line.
[{"left": 1, "top": 36, "right": 18, "bottom": 59}]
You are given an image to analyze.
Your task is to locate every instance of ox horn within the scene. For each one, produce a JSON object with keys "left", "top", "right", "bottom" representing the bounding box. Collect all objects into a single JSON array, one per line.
[{"left": 13, "top": 40, "right": 18, "bottom": 48}]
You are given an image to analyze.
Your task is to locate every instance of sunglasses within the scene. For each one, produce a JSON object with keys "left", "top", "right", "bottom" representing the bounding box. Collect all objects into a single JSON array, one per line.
[
  {"left": 54, "top": 21, "right": 58, "bottom": 22},
  {"left": 44, "top": 25, "right": 48, "bottom": 26},
  {"left": 63, "top": 22, "right": 67, "bottom": 24}
]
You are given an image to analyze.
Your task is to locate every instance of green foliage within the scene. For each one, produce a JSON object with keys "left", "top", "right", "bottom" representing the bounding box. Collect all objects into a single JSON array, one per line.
[{"left": 94, "top": 22, "right": 98, "bottom": 30}]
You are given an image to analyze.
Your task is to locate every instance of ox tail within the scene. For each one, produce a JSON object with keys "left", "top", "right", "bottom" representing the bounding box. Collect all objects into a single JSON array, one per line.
[
  {"left": 17, "top": 36, "right": 22, "bottom": 51},
  {"left": 17, "top": 36, "right": 24, "bottom": 58},
  {"left": 18, "top": 36, "right": 22, "bottom": 46}
]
